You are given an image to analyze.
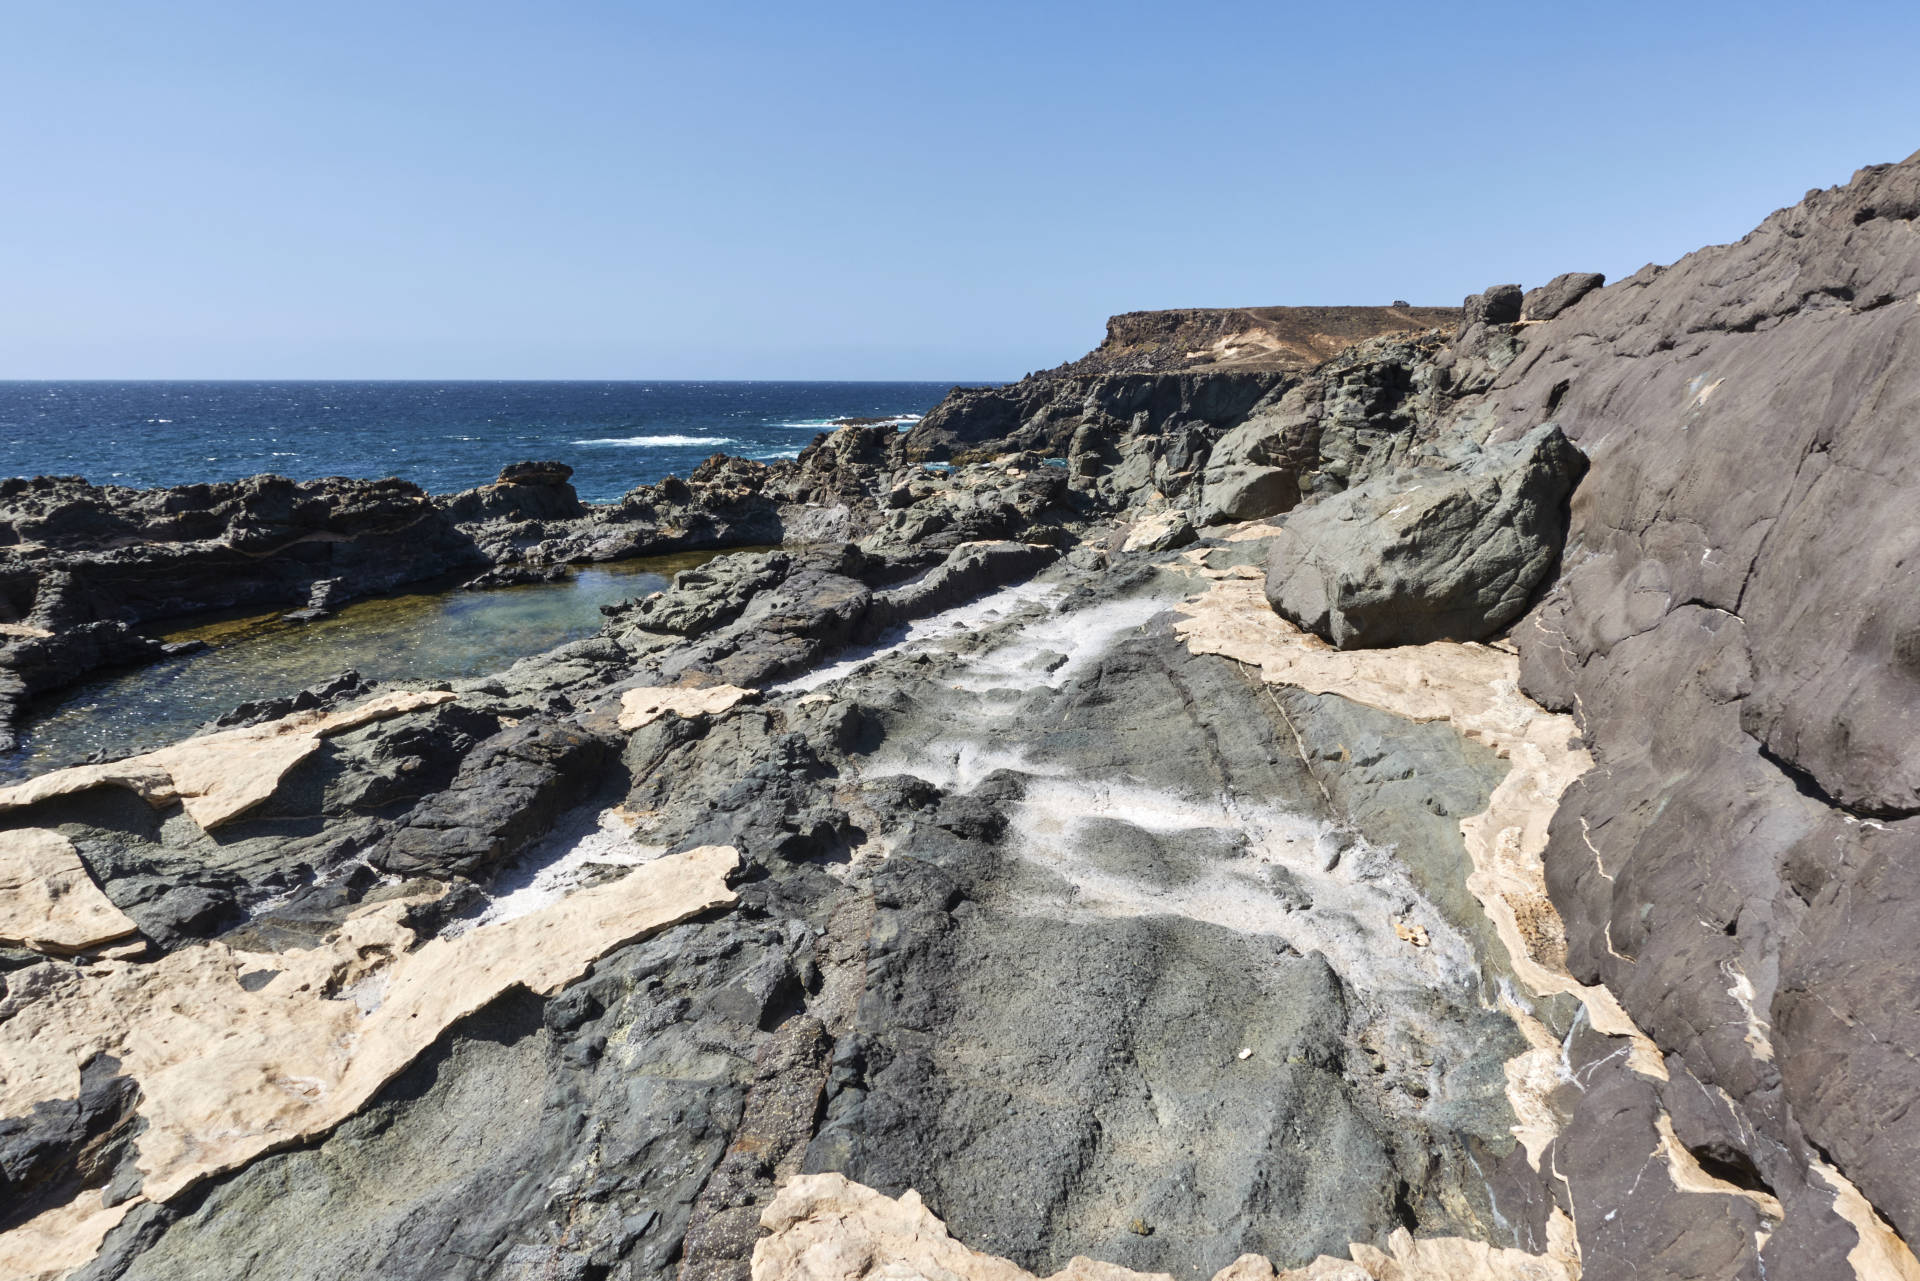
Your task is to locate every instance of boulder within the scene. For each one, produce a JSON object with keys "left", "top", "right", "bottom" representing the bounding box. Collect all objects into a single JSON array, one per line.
[
  {"left": 1195, "top": 464, "right": 1297, "bottom": 524},
  {"left": 1263, "top": 424, "right": 1587, "bottom": 648},
  {"left": 1121, "top": 509, "right": 1196, "bottom": 554},
  {"left": 1521, "top": 272, "right": 1605, "bottom": 321},
  {"left": 1456, "top": 284, "right": 1523, "bottom": 338}
]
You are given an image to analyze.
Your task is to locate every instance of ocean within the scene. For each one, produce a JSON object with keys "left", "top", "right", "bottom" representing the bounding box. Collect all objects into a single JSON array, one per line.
[{"left": 0, "top": 380, "right": 964, "bottom": 503}]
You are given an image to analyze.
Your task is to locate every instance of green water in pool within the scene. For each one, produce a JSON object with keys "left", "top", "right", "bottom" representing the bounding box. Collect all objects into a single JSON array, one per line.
[{"left": 3, "top": 549, "right": 737, "bottom": 781}]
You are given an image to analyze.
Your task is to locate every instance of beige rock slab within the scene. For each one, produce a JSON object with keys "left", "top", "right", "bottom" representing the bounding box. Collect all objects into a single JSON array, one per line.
[
  {"left": 618, "top": 683, "right": 757, "bottom": 731},
  {"left": 1812, "top": 1159, "right": 1920, "bottom": 1281},
  {"left": 0, "top": 843, "right": 738, "bottom": 1280},
  {"left": 0, "top": 828, "right": 140, "bottom": 954},
  {"left": 1121, "top": 510, "right": 1189, "bottom": 554},
  {"left": 751, "top": 1173, "right": 1575, "bottom": 1281},
  {"left": 0, "top": 689, "right": 456, "bottom": 829}
]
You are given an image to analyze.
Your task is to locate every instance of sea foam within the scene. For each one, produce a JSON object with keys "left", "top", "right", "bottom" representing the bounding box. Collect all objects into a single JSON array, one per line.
[{"left": 571, "top": 434, "right": 736, "bottom": 447}]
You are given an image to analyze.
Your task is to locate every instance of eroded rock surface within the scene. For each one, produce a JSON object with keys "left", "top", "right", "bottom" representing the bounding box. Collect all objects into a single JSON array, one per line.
[{"left": 3, "top": 149, "right": 1919, "bottom": 1281}]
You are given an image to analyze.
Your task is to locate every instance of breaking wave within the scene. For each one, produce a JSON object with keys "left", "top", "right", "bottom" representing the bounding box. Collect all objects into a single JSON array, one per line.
[{"left": 571, "top": 435, "right": 736, "bottom": 447}]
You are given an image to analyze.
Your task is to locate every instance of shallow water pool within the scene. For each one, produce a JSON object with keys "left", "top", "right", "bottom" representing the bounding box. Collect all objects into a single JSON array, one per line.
[{"left": 4, "top": 549, "right": 736, "bottom": 780}]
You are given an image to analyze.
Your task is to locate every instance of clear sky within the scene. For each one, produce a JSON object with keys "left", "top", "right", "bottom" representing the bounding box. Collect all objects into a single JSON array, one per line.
[{"left": 4, "top": 1, "right": 1918, "bottom": 380}]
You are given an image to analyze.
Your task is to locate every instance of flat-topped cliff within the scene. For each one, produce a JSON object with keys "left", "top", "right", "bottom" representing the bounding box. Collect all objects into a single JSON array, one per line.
[{"left": 1051, "top": 303, "right": 1463, "bottom": 375}]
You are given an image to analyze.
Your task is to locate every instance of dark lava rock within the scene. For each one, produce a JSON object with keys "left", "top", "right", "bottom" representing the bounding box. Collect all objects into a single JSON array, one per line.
[
  {"left": 0, "top": 621, "right": 168, "bottom": 750},
  {"left": 1521, "top": 271, "right": 1605, "bottom": 322},
  {"left": 496, "top": 460, "right": 574, "bottom": 487},
  {"left": 0, "top": 1053, "right": 143, "bottom": 1234},
  {"left": 1477, "top": 150, "right": 1920, "bottom": 1249},
  {"left": 134, "top": 885, "right": 243, "bottom": 950},
  {"left": 369, "top": 720, "right": 618, "bottom": 879},
  {"left": 1263, "top": 423, "right": 1588, "bottom": 647},
  {"left": 210, "top": 670, "right": 374, "bottom": 730},
  {"left": 459, "top": 563, "right": 571, "bottom": 590},
  {"left": 623, "top": 551, "right": 794, "bottom": 636},
  {"left": 1458, "top": 283, "right": 1523, "bottom": 335},
  {"left": 305, "top": 578, "right": 351, "bottom": 611}
]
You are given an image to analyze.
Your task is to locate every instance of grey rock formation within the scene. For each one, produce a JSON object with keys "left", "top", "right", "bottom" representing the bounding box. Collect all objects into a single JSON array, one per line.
[
  {"left": 9, "top": 150, "right": 1920, "bottom": 1281},
  {"left": 1474, "top": 150, "right": 1920, "bottom": 1247},
  {"left": 1457, "top": 284, "right": 1523, "bottom": 335},
  {"left": 1520, "top": 272, "right": 1604, "bottom": 321},
  {"left": 1262, "top": 424, "right": 1587, "bottom": 648}
]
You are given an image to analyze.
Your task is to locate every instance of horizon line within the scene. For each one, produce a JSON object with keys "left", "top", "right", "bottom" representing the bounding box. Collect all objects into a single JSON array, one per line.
[{"left": 0, "top": 376, "right": 1011, "bottom": 385}]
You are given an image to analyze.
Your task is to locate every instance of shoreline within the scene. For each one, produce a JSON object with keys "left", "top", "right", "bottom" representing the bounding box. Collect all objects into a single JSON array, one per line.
[{"left": 5, "top": 156, "right": 1920, "bottom": 1280}]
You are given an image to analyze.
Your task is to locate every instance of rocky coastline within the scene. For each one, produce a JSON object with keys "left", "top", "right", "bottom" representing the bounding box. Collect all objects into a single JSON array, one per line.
[{"left": 2, "top": 152, "right": 1919, "bottom": 1281}]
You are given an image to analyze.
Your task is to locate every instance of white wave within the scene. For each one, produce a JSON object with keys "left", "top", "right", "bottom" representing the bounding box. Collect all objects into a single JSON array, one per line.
[
  {"left": 777, "top": 413, "right": 924, "bottom": 431},
  {"left": 571, "top": 434, "right": 736, "bottom": 447}
]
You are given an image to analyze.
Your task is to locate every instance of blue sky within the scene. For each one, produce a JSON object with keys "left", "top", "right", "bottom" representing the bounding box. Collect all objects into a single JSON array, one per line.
[{"left": 4, "top": 1, "right": 1917, "bottom": 379}]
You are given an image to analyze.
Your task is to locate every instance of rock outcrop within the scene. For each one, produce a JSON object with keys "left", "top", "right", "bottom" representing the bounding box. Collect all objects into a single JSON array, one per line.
[
  {"left": 1262, "top": 424, "right": 1587, "bottom": 647},
  {"left": 3, "top": 149, "right": 1920, "bottom": 1281},
  {"left": 1049, "top": 305, "right": 1463, "bottom": 376},
  {"left": 1476, "top": 153, "right": 1920, "bottom": 1253}
]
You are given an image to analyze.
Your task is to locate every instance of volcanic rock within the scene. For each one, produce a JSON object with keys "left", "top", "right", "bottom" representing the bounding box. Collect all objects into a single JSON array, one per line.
[
  {"left": 1520, "top": 272, "right": 1605, "bottom": 322},
  {"left": 1262, "top": 424, "right": 1588, "bottom": 648}
]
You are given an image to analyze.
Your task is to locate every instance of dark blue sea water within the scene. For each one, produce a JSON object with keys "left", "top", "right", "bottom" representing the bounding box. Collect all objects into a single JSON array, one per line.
[{"left": 0, "top": 381, "right": 961, "bottom": 503}]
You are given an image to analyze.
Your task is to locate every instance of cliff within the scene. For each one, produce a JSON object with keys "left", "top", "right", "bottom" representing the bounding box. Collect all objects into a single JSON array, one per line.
[{"left": 1051, "top": 304, "right": 1462, "bottom": 375}]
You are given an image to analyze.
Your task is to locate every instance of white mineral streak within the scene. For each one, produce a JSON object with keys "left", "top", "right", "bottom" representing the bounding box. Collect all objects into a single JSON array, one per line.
[
  {"left": 618, "top": 682, "right": 757, "bottom": 731},
  {"left": 1720, "top": 960, "right": 1776, "bottom": 1061},
  {"left": 1009, "top": 775, "right": 1485, "bottom": 1012},
  {"left": 0, "top": 690, "right": 458, "bottom": 829},
  {"left": 752, "top": 1174, "right": 1577, "bottom": 1281},
  {"left": 0, "top": 828, "right": 139, "bottom": 954},
  {"left": 773, "top": 579, "right": 1061, "bottom": 694},
  {"left": 448, "top": 804, "right": 669, "bottom": 934},
  {"left": 0, "top": 844, "right": 739, "bottom": 1281}
]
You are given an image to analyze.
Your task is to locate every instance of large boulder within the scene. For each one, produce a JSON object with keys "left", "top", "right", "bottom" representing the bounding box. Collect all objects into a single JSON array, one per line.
[
  {"left": 1521, "top": 271, "right": 1605, "bottom": 321},
  {"left": 1262, "top": 423, "right": 1587, "bottom": 647},
  {"left": 1456, "top": 284, "right": 1523, "bottom": 338}
]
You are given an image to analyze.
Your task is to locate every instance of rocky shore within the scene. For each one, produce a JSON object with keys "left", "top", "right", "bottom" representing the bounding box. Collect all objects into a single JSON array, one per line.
[{"left": 3, "top": 152, "right": 1919, "bottom": 1281}]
